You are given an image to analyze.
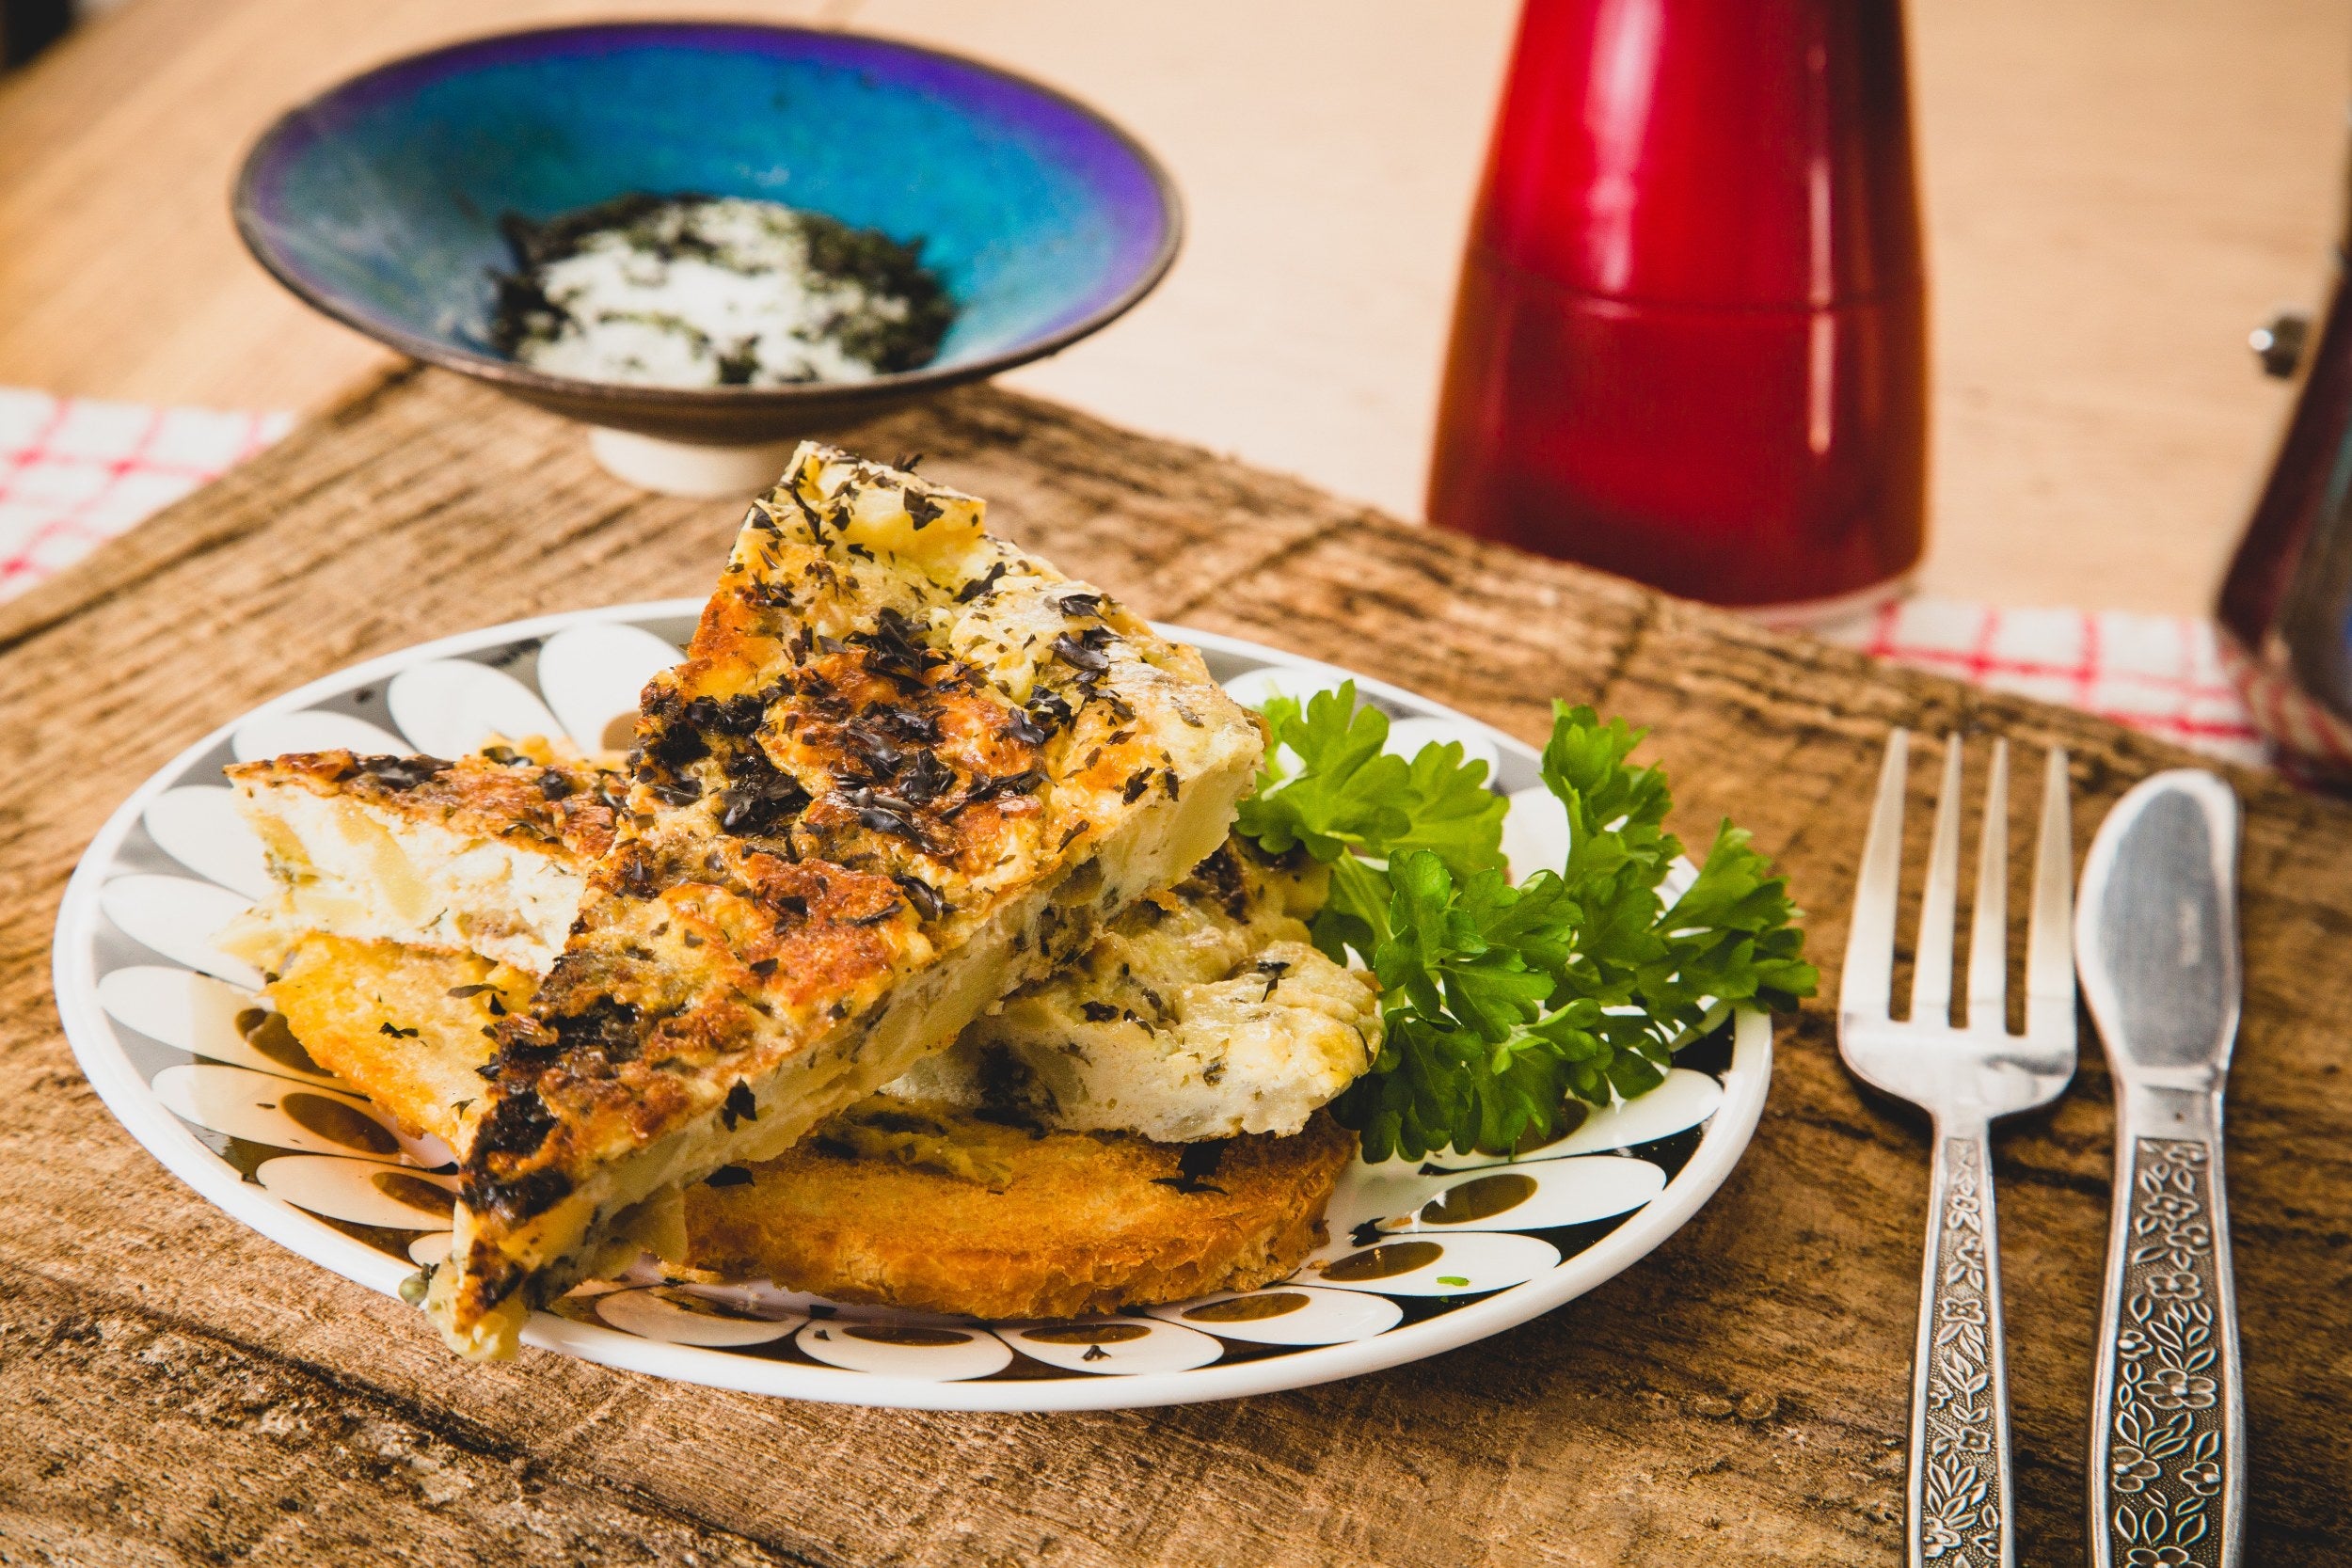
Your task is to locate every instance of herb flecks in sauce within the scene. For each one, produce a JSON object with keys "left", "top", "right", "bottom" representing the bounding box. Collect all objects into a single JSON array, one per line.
[{"left": 491, "top": 194, "right": 955, "bottom": 389}]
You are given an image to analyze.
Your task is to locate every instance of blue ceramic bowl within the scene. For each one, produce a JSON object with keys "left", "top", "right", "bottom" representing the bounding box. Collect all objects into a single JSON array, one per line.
[{"left": 234, "top": 23, "right": 1181, "bottom": 446}]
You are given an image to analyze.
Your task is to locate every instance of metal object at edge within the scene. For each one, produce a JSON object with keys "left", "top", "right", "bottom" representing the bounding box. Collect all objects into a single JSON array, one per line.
[
  {"left": 2075, "top": 769, "right": 2246, "bottom": 1568},
  {"left": 2250, "top": 309, "right": 2311, "bottom": 380}
]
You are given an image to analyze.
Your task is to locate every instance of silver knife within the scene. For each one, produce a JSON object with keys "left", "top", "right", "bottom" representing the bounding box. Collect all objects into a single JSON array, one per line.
[{"left": 2074, "top": 769, "right": 2246, "bottom": 1568}]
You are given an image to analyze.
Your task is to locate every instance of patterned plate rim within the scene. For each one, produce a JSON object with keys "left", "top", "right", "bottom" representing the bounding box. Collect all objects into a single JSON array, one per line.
[{"left": 52, "top": 600, "right": 1772, "bottom": 1412}]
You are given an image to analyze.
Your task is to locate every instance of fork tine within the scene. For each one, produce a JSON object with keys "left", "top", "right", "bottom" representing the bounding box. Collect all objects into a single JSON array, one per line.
[
  {"left": 1965, "top": 738, "right": 2011, "bottom": 1034},
  {"left": 1839, "top": 729, "right": 1910, "bottom": 1020},
  {"left": 2025, "top": 746, "right": 2075, "bottom": 1040},
  {"left": 1908, "top": 734, "right": 1965, "bottom": 1026}
]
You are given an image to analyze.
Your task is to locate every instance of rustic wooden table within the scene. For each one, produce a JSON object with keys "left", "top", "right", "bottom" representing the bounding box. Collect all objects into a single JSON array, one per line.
[
  {"left": 0, "top": 0, "right": 2346, "bottom": 615},
  {"left": 2, "top": 368, "right": 2345, "bottom": 1564}
]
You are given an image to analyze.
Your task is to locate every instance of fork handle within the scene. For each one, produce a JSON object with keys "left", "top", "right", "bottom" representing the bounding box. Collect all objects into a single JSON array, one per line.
[
  {"left": 2088, "top": 1085, "right": 2243, "bottom": 1568},
  {"left": 1908, "top": 1120, "right": 2013, "bottom": 1568}
]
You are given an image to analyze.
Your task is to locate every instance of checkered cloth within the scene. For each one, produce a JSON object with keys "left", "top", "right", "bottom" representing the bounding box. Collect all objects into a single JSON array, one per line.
[
  {"left": 0, "top": 385, "right": 2266, "bottom": 767},
  {"left": 1815, "top": 598, "right": 2266, "bottom": 767},
  {"left": 0, "top": 388, "right": 291, "bottom": 601}
]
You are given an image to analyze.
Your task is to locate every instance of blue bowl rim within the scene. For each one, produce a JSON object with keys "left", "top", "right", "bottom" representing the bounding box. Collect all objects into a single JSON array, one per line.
[{"left": 230, "top": 20, "right": 1184, "bottom": 417}]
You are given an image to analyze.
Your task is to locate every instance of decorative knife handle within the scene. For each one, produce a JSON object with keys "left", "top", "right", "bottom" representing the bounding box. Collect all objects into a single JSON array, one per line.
[
  {"left": 2090, "top": 1085, "right": 2245, "bottom": 1568},
  {"left": 1909, "top": 1124, "right": 2013, "bottom": 1568}
]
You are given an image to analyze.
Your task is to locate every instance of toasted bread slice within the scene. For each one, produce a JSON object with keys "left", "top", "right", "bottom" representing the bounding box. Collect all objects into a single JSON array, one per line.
[
  {"left": 429, "top": 446, "right": 1262, "bottom": 1356},
  {"left": 681, "top": 1100, "right": 1353, "bottom": 1320},
  {"left": 262, "top": 933, "right": 1350, "bottom": 1321}
]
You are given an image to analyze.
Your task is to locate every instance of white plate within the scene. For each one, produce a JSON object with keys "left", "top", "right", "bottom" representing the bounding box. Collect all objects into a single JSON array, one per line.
[{"left": 53, "top": 602, "right": 1772, "bottom": 1411}]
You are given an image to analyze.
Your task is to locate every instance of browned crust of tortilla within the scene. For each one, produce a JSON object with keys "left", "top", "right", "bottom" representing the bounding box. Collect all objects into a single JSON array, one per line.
[
  {"left": 225, "top": 751, "right": 618, "bottom": 864},
  {"left": 262, "top": 932, "right": 505, "bottom": 1147}
]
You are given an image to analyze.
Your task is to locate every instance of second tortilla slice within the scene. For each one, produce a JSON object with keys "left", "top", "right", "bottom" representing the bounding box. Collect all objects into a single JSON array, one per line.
[
  {"left": 268, "top": 929, "right": 1361, "bottom": 1321},
  {"left": 238, "top": 757, "right": 1381, "bottom": 1319}
]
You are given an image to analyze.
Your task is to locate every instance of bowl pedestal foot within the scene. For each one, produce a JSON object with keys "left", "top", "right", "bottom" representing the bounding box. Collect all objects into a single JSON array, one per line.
[{"left": 589, "top": 429, "right": 802, "bottom": 497}]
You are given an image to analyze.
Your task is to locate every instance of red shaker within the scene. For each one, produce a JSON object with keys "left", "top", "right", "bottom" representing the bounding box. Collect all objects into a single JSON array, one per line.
[{"left": 1428, "top": 0, "right": 1928, "bottom": 617}]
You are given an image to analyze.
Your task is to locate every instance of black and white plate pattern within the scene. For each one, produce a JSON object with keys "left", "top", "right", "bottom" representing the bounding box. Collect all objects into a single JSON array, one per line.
[{"left": 54, "top": 605, "right": 1772, "bottom": 1411}]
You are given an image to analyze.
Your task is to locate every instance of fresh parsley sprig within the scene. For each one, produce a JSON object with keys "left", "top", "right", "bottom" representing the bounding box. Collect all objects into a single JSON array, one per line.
[
  {"left": 1234, "top": 688, "right": 1506, "bottom": 874},
  {"left": 1234, "top": 685, "right": 1816, "bottom": 1161}
]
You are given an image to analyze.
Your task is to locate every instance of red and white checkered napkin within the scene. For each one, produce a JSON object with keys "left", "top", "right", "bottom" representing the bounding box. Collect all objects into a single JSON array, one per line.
[
  {"left": 1814, "top": 597, "right": 2267, "bottom": 767},
  {"left": 0, "top": 388, "right": 291, "bottom": 603}
]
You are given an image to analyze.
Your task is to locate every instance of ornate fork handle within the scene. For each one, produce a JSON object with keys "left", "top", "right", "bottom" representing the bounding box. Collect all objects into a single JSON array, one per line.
[
  {"left": 1909, "top": 1122, "right": 2012, "bottom": 1568},
  {"left": 2090, "top": 1085, "right": 2244, "bottom": 1568}
]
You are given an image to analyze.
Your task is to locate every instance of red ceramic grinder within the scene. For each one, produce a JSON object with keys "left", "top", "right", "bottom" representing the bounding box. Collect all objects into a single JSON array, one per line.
[{"left": 1429, "top": 0, "right": 1928, "bottom": 617}]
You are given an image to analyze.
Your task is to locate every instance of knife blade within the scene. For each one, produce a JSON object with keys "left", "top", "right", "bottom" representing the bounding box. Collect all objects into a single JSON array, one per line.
[{"left": 2074, "top": 769, "right": 2245, "bottom": 1568}]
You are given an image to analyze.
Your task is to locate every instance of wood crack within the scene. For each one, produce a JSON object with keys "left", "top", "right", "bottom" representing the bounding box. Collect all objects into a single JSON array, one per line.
[
  {"left": 1586, "top": 592, "right": 1661, "bottom": 712},
  {"left": 2, "top": 1259, "right": 837, "bottom": 1568},
  {"left": 1156, "top": 508, "right": 1367, "bottom": 622}
]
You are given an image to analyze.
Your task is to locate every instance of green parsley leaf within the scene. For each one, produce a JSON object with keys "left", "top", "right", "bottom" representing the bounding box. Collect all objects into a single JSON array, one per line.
[
  {"left": 1235, "top": 683, "right": 1505, "bottom": 875},
  {"left": 1388, "top": 736, "right": 1511, "bottom": 871},
  {"left": 1236, "top": 689, "right": 1819, "bottom": 1162},
  {"left": 1310, "top": 850, "right": 1395, "bottom": 970}
]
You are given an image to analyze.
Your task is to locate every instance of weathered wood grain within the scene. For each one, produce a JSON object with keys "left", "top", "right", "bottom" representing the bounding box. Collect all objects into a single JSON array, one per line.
[{"left": 3, "top": 369, "right": 2347, "bottom": 1566}]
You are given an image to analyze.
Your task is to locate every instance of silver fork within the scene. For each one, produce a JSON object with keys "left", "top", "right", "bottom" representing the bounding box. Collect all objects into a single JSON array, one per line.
[{"left": 1839, "top": 731, "right": 2076, "bottom": 1568}]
